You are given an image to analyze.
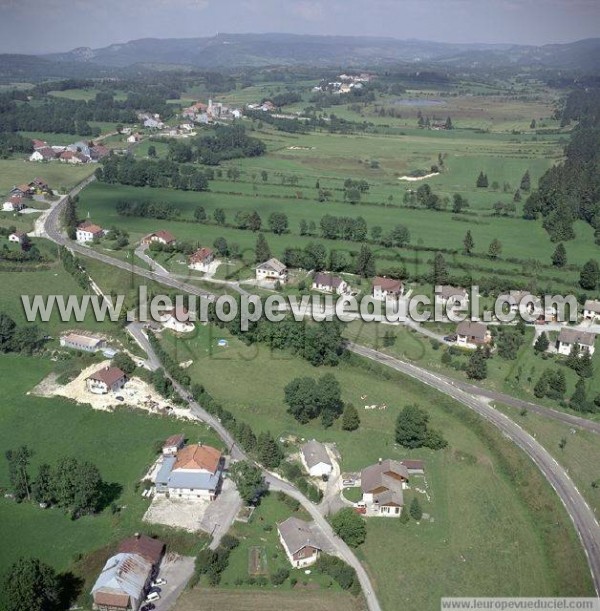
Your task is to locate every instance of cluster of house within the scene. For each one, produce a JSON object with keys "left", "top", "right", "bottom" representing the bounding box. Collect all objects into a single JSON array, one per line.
[
  {"left": 91, "top": 533, "right": 165, "bottom": 611},
  {"left": 155, "top": 437, "right": 224, "bottom": 501},
  {"left": 60, "top": 331, "right": 117, "bottom": 358},
  {"left": 29, "top": 139, "right": 109, "bottom": 164},
  {"left": 312, "top": 73, "right": 372, "bottom": 95},
  {"left": 278, "top": 445, "right": 424, "bottom": 568},
  {"left": 3, "top": 177, "right": 51, "bottom": 212},
  {"left": 247, "top": 100, "right": 276, "bottom": 112},
  {"left": 138, "top": 112, "right": 164, "bottom": 130},
  {"left": 181, "top": 99, "right": 242, "bottom": 124}
]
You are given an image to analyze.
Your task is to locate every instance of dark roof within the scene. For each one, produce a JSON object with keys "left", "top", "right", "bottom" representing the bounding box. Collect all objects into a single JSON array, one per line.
[
  {"left": 163, "top": 434, "right": 184, "bottom": 448},
  {"left": 456, "top": 321, "right": 488, "bottom": 340},
  {"left": 437, "top": 285, "right": 467, "bottom": 300},
  {"left": 558, "top": 328, "right": 595, "bottom": 347},
  {"left": 400, "top": 460, "right": 425, "bottom": 471},
  {"left": 301, "top": 439, "right": 332, "bottom": 469},
  {"left": 87, "top": 366, "right": 126, "bottom": 386},
  {"left": 118, "top": 534, "right": 165, "bottom": 565},
  {"left": 278, "top": 517, "right": 323, "bottom": 555},
  {"left": 373, "top": 276, "right": 403, "bottom": 293},
  {"left": 313, "top": 272, "right": 344, "bottom": 289}
]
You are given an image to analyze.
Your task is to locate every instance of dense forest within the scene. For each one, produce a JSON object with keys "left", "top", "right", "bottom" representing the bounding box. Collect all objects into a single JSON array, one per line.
[{"left": 524, "top": 89, "right": 600, "bottom": 243}]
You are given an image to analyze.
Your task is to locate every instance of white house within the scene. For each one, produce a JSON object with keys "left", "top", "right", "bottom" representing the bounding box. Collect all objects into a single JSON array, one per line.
[
  {"left": 300, "top": 439, "right": 333, "bottom": 478},
  {"left": 76, "top": 222, "right": 104, "bottom": 242},
  {"left": 358, "top": 459, "right": 408, "bottom": 518},
  {"left": 557, "top": 328, "right": 596, "bottom": 357},
  {"left": 436, "top": 285, "right": 469, "bottom": 310},
  {"left": 188, "top": 247, "right": 215, "bottom": 272},
  {"left": 60, "top": 332, "right": 106, "bottom": 353},
  {"left": 29, "top": 147, "right": 55, "bottom": 162},
  {"left": 372, "top": 276, "right": 404, "bottom": 302},
  {"left": 86, "top": 366, "right": 127, "bottom": 394},
  {"left": 456, "top": 321, "right": 491, "bottom": 348},
  {"left": 256, "top": 258, "right": 287, "bottom": 284},
  {"left": 3, "top": 196, "right": 25, "bottom": 212},
  {"left": 155, "top": 443, "right": 223, "bottom": 501},
  {"left": 277, "top": 517, "right": 323, "bottom": 568},
  {"left": 312, "top": 272, "right": 348, "bottom": 295},
  {"left": 162, "top": 434, "right": 185, "bottom": 457},
  {"left": 583, "top": 300, "right": 600, "bottom": 322},
  {"left": 159, "top": 305, "right": 195, "bottom": 333},
  {"left": 8, "top": 231, "right": 27, "bottom": 245},
  {"left": 143, "top": 230, "right": 176, "bottom": 246},
  {"left": 127, "top": 133, "right": 142, "bottom": 143}
]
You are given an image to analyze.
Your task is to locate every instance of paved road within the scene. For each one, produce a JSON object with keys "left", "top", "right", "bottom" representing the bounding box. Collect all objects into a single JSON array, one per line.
[
  {"left": 348, "top": 342, "right": 600, "bottom": 596},
  {"left": 41, "top": 178, "right": 600, "bottom": 601}
]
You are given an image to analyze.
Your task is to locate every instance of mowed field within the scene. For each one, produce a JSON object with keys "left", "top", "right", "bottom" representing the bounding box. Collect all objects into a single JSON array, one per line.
[
  {"left": 0, "top": 157, "right": 94, "bottom": 197},
  {"left": 159, "top": 324, "right": 592, "bottom": 610},
  {"left": 175, "top": 588, "right": 365, "bottom": 611},
  {"left": 76, "top": 91, "right": 598, "bottom": 292},
  {"left": 0, "top": 355, "right": 222, "bottom": 597}
]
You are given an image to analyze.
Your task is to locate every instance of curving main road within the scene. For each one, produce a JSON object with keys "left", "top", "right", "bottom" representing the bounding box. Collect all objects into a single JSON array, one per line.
[
  {"left": 348, "top": 342, "right": 600, "bottom": 596},
  {"left": 40, "top": 178, "right": 600, "bottom": 601},
  {"left": 125, "top": 321, "right": 382, "bottom": 611}
]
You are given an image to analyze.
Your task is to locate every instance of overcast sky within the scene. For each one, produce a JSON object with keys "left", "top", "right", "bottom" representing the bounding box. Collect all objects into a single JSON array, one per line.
[{"left": 0, "top": 0, "right": 598, "bottom": 54}]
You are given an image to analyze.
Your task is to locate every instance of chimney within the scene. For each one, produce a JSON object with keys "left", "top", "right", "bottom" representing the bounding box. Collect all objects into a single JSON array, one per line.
[{"left": 378, "top": 457, "right": 382, "bottom": 465}]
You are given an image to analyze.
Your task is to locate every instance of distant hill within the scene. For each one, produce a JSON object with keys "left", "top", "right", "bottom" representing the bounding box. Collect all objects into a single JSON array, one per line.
[
  {"left": 1, "top": 34, "right": 599, "bottom": 81},
  {"left": 41, "top": 33, "right": 600, "bottom": 71}
]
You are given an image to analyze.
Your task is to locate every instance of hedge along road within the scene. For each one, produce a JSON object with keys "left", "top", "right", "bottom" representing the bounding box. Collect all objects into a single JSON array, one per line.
[{"left": 43, "top": 177, "right": 600, "bottom": 600}]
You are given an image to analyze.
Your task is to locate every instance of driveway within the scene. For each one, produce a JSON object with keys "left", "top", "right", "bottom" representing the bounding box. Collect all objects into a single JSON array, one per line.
[
  {"left": 200, "top": 477, "right": 243, "bottom": 549},
  {"left": 151, "top": 554, "right": 195, "bottom": 611}
]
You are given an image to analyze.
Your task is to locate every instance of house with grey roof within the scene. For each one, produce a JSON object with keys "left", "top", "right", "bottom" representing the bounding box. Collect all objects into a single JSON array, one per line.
[
  {"left": 436, "top": 285, "right": 469, "bottom": 310},
  {"left": 456, "top": 321, "right": 491, "bottom": 348},
  {"left": 359, "top": 459, "right": 409, "bottom": 517},
  {"left": 300, "top": 439, "right": 333, "bottom": 478},
  {"left": 277, "top": 516, "right": 324, "bottom": 568},
  {"left": 91, "top": 552, "right": 152, "bottom": 611},
  {"left": 255, "top": 258, "right": 287, "bottom": 284},
  {"left": 557, "top": 328, "right": 596, "bottom": 357},
  {"left": 312, "top": 272, "right": 348, "bottom": 295},
  {"left": 583, "top": 300, "right": 600, "bottom": 322}
]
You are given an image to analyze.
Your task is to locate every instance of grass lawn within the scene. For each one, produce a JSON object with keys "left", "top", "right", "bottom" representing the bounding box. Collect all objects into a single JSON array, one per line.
[
  {"left": 494, "top": 402, "right": 600, "bottom": 515},
  {"left": 0, "top": 157, "right": 94, "bottom": 197},
  {"left": 217, "top": 493, "right": 339, "bottom": 591},
  {"left": 344, "top": 321, "right": 600, "bottom": 420},
  {"left": 174, "top": 587, "right": 364, "bottom": 611},
  {"left": 158, "top": 324, "right": 592, "bottom": 609},
  {"left": 0, "top": 354, "right": 224, "bottom": 605}
]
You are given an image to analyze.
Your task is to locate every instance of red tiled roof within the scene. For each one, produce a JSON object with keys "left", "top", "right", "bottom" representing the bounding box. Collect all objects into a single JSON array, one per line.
[
  {"left": 189, "top": 247, "right": 213, "bottom": 263},
  {"left": 78, "top": 222, "right": 103, "bottom": 234},
  {"left": 93, "top": 591, "right": 130, "bottom": 608},
  {"left": 173, "top": 444, "right": 221, "bottom": 473}
]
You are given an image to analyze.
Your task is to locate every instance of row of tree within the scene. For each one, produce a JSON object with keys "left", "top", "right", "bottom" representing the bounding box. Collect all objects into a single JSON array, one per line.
[
  {"left": 96, "top": 155, "right": 210, "bottom": 191},
  {"left": 5, "top": 446, "right": 107, "bottom": 518}
]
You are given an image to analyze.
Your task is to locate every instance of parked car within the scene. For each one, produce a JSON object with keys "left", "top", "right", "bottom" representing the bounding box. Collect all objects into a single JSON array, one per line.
[
  {"left": 342, "top": 479, "right": 355, "bottom": 487},
  {"left": 145, "top": 592, "right": 160, "bottom": 603},
  {"left": 152, "top": 578, "right": 167, "bottom": 586},
  {"left": 141, "top": 605, "right": 155, "bottom": 611},
  {"left": 443, "top": 334, "right": 457, "bottom": 342},
  {"left": 115, "top": 396, "right": 124, "bottom": 401}
]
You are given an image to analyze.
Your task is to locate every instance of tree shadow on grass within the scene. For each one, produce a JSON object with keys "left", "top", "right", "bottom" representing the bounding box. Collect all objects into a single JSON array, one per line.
[
  {"left": 98, "top": 481, "right": 123, "bottom": 512},
  {"left": 55, "top": 571, "right": 84, "bottom": 611}
]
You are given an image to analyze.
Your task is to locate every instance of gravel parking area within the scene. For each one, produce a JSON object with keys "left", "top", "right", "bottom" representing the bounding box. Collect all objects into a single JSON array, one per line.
[
  {"left": 143, "top": 495, "right": 211, "bottom": 532},
  {"left": 150, "top": 553, "right": 195, "bottom": 611}
]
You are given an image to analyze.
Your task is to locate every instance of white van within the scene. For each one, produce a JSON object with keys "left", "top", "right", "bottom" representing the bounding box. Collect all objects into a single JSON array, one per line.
[{"left": 145, "top": 592, "right": 160, "bottom": 603}]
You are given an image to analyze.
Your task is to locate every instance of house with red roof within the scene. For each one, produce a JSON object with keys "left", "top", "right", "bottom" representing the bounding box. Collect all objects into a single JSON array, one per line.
[
  {"left": 3, "top": 196, "right": 25, "bottom": 212},
  {"left": 188, "top": 246, "right": 215, "bottom": 272},
  {"left": 76, "top": 221, "right": 104, "bottom": 243}
]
